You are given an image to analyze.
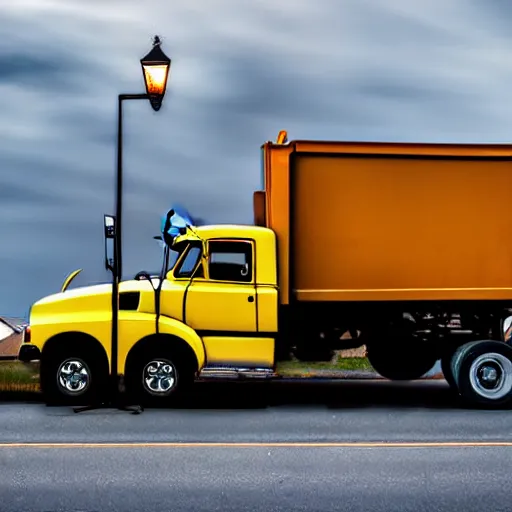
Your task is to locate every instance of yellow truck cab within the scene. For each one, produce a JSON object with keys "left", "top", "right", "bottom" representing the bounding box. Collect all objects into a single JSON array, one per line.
[
  {"left": 21, "top": 223, "right": 280, "bottom": 405},
  {"left": 19, "top": 132, "right": 512, "bottom": 409}
]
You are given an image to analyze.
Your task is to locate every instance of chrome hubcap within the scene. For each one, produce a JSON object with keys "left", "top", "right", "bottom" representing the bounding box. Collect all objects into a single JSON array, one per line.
[
  {"left": 57, "top": 359, "right": 90, "bottom": 395},
  {"left": 469, "top": 353, "right": 512, "bottom": 400},
  {"left": 143, "top": 359, "right": 176, "bottom": 396}
]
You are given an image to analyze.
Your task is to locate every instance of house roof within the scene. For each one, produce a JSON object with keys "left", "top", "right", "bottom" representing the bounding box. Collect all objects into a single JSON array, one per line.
[{"left": 0, "top": 317, "right": 26, "bottom": 334}]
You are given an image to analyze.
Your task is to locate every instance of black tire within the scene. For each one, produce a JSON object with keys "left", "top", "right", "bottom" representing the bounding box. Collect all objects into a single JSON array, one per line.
[
  {"left": 125, "top": 350, "right": 194, "bottom": 406},
  {"left": 450, "top": 341, "right": 487, "bottom": 390},
  {"left": 451, "top": 340, "right": 512, "bottom": 408},
  {"left": 441, "top": 353, "right": 457, "bottom": 390},
  {"left": 40, "top": 347, "right": 108, "bottom": 406},
  {"left": 366, "top": 345, "right": 437, "bottom": 381}
]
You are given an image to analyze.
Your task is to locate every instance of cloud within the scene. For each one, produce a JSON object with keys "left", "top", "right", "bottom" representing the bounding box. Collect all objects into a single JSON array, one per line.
[{"left": 1, "top": 0, "right": 512, "bottom": 315}]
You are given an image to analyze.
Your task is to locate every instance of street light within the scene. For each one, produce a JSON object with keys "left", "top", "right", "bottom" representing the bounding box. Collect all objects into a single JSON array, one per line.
[
  {"left": 116, "top": 36, "right": 171, "bottom": 282},
  {"left": 141, "top": 35, "right": 171, "bottom": 111},
  {"left": 74, "top": 35, "right": 171, "bottom": 414}
]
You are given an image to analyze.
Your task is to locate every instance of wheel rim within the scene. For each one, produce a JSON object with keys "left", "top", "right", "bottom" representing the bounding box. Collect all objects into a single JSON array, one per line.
[
  {"left": 57, "top": 358, "right": 90, "bottom": 395},
  {"left": 142, "top": 359, "right": 177, "bottom": 396},
  {"left": 469, "top": 352, "right": 512, "bottom": 401}
]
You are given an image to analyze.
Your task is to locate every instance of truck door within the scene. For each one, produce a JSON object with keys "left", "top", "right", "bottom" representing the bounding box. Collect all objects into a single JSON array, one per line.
[{"left": 185, "top": 239, "right": 274, "bottom": 369}]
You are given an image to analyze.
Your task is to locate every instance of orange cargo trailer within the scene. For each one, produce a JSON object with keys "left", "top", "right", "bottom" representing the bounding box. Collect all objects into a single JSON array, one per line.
[
  {"left": 261, "top": 139, "right": 512, "bottom": 304},
  {"left": 255, "top": 135, "right": 512, "bottom": 401}
]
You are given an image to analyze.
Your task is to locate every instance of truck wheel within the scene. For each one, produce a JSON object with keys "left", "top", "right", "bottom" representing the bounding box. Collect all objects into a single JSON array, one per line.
[
  {"left": 450, "top": 340, "right": 512, "bottom": 408},
  {"left": 41, "top": 349, "right": 106, "bottom": 406},
  {"left": 366, "top": 345, "right": 437, "bottom": 381},
  {"left": 125, "top": 351, "right": 193, "bottom": 406},
  {"left": 441, "top": 354, "right": 457, "bottom": 390}
]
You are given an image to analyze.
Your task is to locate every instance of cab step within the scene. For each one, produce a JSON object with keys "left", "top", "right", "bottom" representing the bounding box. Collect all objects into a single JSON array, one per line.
[{"left": 198, "top": 366, "right": 278, "bottom": 380}]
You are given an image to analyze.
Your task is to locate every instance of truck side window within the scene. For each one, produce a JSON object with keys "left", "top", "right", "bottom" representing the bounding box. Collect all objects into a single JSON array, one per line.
[
  {"left": 174, "top": 245, "right": 203, "bottom": 278},
  {"left": 208, "top": 241, "right": 253, "bottom": 283}
]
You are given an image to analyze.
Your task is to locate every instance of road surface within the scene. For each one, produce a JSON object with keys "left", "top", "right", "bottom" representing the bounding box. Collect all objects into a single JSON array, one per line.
[{"left": 0, "top": 380, "right": 511, "bottom": 511}]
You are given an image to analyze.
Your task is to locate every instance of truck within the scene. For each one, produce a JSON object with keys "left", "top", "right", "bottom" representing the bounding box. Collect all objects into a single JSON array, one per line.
[{"left": 19, "top": 132, "right": 512, "bottom": 408}]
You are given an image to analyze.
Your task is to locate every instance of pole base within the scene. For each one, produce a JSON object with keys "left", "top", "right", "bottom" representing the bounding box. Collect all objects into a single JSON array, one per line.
[
  {"left": 73, "top": 402, "right": 143, "bottom": 414},
  {"left": 72, "top": 374, "right": 143, "bottom": 414}
]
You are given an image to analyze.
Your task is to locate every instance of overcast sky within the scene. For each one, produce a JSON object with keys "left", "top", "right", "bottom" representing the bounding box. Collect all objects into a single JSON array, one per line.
[{"left": 1, "top": 0, "right": 512, "bottom": 317}]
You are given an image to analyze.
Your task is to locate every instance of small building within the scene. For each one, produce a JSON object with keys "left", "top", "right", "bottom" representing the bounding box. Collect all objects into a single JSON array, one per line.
[{"left": 0, "top": 317, "right": 27, "bottom": 358}]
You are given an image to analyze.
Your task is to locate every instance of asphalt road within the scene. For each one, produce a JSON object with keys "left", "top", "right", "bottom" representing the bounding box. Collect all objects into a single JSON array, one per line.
[{"left": 1, "top": 380, "right": 512, "bottom": 511}]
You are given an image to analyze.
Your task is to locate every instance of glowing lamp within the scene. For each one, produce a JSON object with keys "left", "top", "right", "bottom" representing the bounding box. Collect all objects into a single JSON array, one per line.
[{"left": 140, "top": 35, "right": 171, "bottom": 111}]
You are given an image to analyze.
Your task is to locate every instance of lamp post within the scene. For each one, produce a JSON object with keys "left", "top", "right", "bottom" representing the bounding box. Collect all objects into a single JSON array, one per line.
[
  {"left": 116, "top": 35, "right": 171, "bottom": 282},
  {"left": 74, "top": 36, "right": 171, "bottom": 414}
]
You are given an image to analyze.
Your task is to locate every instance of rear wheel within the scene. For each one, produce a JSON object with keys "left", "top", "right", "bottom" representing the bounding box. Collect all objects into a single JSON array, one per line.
[
  {"left": 125, "top": 350, "right": 194, "bottom": 406},
  {"left": 451, "top": 340, "right": 512, "bottom": 408},
  {"left": 41, "top": 347, "right": 108, "bottom": 406},
  {"left": 366, "top": 344, "right": 437, "bottom": 381}
]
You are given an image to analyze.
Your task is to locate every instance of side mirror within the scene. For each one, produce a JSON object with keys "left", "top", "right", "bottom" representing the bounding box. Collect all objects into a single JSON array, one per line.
[{"left": 104, "top": 214, "right": 116, "bottom": 273}]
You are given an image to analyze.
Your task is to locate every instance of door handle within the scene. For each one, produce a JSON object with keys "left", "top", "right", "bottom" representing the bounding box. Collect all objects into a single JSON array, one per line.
[{"left": 248, "top": 296, "right": 254, "bottom": 303}]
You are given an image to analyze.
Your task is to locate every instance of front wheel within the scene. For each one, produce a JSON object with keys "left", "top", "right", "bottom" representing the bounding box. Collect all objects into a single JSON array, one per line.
[
  {"left": 40, "top": 349, "right": 107, "bottom": 406},
  {"left": 125, "top": 352, "right": 193, "bottom": 406},
  {"left": 451, "top": 340, "right": 512, "bottom": 408}
]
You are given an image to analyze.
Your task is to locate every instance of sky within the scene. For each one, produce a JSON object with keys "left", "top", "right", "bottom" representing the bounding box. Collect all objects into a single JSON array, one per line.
[{"left": 2, "top": 0, "right": 512, "bottom": 317}]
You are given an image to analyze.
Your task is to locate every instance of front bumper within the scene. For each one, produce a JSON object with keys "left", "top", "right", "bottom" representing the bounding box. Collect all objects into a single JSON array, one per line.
[{"left": 18, "top": 345, "right": 41, "bottom": 362}]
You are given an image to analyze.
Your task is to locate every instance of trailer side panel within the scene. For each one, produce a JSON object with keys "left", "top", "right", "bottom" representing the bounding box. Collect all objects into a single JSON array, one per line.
[{"left": 291, "top": 152, "right": 512, "bottom": 302}]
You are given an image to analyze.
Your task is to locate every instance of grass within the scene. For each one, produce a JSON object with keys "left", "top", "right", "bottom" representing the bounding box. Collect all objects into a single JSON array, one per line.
[
  {"left": 277, "top": 357, "right": 375, "bottom": 376},
  {"left": 0, "top": 361, "right": 40, "bottom": 392}
]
